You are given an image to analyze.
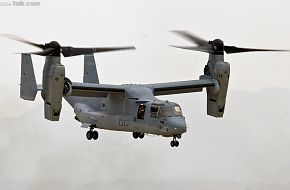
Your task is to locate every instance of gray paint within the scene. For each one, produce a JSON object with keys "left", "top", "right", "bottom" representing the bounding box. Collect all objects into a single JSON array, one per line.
[
  {"left": 83, "top": 54, "right": 99, "bottom": 84},
  {"left": 20, "top": 54, "right": 37, "bottom": 101},
  {"left": 1, "top": 0, "right": 290, "bottom": 188}
]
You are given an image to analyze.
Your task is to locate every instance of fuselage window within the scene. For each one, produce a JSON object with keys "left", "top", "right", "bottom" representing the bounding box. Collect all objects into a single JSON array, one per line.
[
  {"left": 150, "top": 106, "right": 159, "bottom": 118},
  {"left": 137, "top": 104, "right": 146, "bottom": 120}
]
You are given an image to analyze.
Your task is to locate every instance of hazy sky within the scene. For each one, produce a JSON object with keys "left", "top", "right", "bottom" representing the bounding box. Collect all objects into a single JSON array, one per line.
[{"left": 0, "top": 0, "right": 290, "bottom": 189}]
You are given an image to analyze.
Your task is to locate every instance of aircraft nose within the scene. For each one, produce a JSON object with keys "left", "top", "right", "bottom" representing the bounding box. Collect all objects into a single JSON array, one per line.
[{"left": 165, "top": 116, "right": 187, "bottom": 134}]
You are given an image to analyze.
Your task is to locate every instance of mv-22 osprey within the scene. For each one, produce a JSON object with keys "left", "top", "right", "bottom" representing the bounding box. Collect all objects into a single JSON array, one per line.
[{"left": 3, "top": 31, "right": 288, "bottom": 147}]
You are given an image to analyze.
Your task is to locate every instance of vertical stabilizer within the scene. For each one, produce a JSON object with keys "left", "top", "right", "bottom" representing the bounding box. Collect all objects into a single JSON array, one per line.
[
  {"left": 83, "top": 54, "right": 99, "bottom": 84},
  {"left": 20, "top": 54, "right": 37, "bottom": 101}
]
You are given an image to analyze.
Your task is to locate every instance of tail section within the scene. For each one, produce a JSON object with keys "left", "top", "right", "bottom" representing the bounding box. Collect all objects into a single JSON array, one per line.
[
  {"left": 83, "top": 54, "right": 99, "bottom": 84},
  {"left": 20, "top": 54, "right": 38, "bottom": 101}
]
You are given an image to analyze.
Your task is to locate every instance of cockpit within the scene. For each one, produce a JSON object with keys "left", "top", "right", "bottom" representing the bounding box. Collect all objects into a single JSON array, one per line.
[
  {"left": 150, "top": 103, "right": 183, "bottom": 119},
  {"left": 136, "top": 101, "right": 183, "bottom": 121},
  {"left": 135, "top": 101, "right": 186, "bottom": 135}
]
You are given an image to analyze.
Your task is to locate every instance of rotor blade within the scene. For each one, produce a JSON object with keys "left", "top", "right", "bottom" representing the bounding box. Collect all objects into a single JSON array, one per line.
[
  {"left": 61, "top": 46, "right": 136, "bottom": 57},
  {"left": 170, "top": 45, "right": 214, "bottom": 54},
  {"left": 224, "top": 46, "right": 290, "bottom": 54},
  {"left": 25, "top": 48, "right": 55, "bottom": 56},
  {"left": 172, "top": 30, "right": 208, "bottom": 46},
  {"left": 0, "top": 34, "right": 45, "bottom": 49}
]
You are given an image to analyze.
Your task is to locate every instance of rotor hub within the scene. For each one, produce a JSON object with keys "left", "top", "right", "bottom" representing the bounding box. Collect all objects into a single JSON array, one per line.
[
  {"left": 47, "top": 41, "right": 60, "bottom": 48},
  {"left": 211, "top": 39, "right": 224, "bottom": 55},
  {"left": 44, "top": 41, "right": 61, "bottom": 56}
]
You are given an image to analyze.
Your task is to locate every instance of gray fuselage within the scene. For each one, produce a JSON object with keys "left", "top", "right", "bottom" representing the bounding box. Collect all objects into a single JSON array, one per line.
[{"left": 65, "top": 85, "right": 186, "bottom": 137}]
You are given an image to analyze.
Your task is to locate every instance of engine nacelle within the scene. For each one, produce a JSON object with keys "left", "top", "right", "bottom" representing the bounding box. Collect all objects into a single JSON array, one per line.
[
  {"left": 63, "top": 77, "right": 72, "bottom": 96},
  {"left": 206, "top": 59, "right": 230, "bottom": 117},
  {"left": 42, "top": 59, "right": 65, "bottom": 121}
]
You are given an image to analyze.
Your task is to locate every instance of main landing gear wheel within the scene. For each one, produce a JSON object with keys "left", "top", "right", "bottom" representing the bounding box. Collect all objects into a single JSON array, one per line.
[
  {"left": 133, "top": 132, "right": 139, "bottom": 139},
  {"left": 86, "top": 131, "right": 93, "bottom": 140},
  {"left": 132, "top": 132, "right": 145, "bottom": 139},
  {"left": 170, "top": 137, "right": 179, "bottom": 147},
  {"left": 92, "top": 131, "right": 99, "bottom": 140},
  {"left": 86, "top": 125, "right": 98, "bottom": 141},
  {"left": 139, "top": 133, "right": 145, "bottom": 139}
]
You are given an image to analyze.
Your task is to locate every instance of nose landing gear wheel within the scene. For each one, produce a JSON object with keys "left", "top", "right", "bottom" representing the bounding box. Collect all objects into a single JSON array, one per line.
[
  {"left": 132, "top": 132, "right": 145, "bottom": 139},
  {"left": 174, "top": 140, "right": 179, "bottom": 147},
  {"left": 170, "top": 137, "right": 179, "bottom": 147},
  {"left": 86, "top": 125, "right": 98, "bottom": 141}
]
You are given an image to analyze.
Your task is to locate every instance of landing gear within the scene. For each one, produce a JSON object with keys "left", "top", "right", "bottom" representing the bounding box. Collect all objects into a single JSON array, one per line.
[
  {"left": 92, "top": 131, "right": 99, "bottom": 140},
  {"left": 170, "top": 137, "right": 179, "bottom": 147},
  {"left": 86, "top": 125, "right": 98, "bottom": 141},
  {"left": 86, "top": 131, "right": 93, "bottom": 140},
  {"left": 139, "top": 133, "right": 145, "bottom": 139},
  {"left": 132, "top": 132, "right": 145, "bottom": 139},
  {"left": 133, "top": 132, "right": 139, "bottom": 139}
]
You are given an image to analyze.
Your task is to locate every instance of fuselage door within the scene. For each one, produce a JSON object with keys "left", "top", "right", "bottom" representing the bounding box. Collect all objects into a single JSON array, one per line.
[{"left": 137, "top": 104, "right": 146, "bottom": 120}]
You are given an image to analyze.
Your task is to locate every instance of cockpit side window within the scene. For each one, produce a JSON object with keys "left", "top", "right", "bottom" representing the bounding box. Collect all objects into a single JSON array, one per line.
[
  {"left": 150, "top": 106, "right": 159, "bottom": 118},
  {"left": 158, "top": 106, "right": 174, "bottom": 118},
  {"left": 137, "top": 104, "right": 146, "bottom": 120},
  {"left": 149, "top": 103, "right": 183, "bottom": 119}
]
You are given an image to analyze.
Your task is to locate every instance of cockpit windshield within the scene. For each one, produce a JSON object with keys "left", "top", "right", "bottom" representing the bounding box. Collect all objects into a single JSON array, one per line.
[
  {"left": 173, "top": 105, "right": 182, "bottom": 116},
  {"left": 150, "top": 103, "right": 182, "bottom": 118}
]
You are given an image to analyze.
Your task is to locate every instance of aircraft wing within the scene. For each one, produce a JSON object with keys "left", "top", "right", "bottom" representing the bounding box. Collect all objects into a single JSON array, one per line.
[
  {"left": 70, "top": 77, "right": 215, "bottom": 97},
  {"left": 71, "top": 82, "right": 125, "bottom": 97},
  {"left": 144, "top": 78, "right": 215, "bottom": 96}
]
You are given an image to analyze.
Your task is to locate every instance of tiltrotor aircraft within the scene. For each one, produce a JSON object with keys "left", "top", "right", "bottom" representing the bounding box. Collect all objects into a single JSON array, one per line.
[{"left": 2, "top": 32, "right": 288, "bottom": 147}]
